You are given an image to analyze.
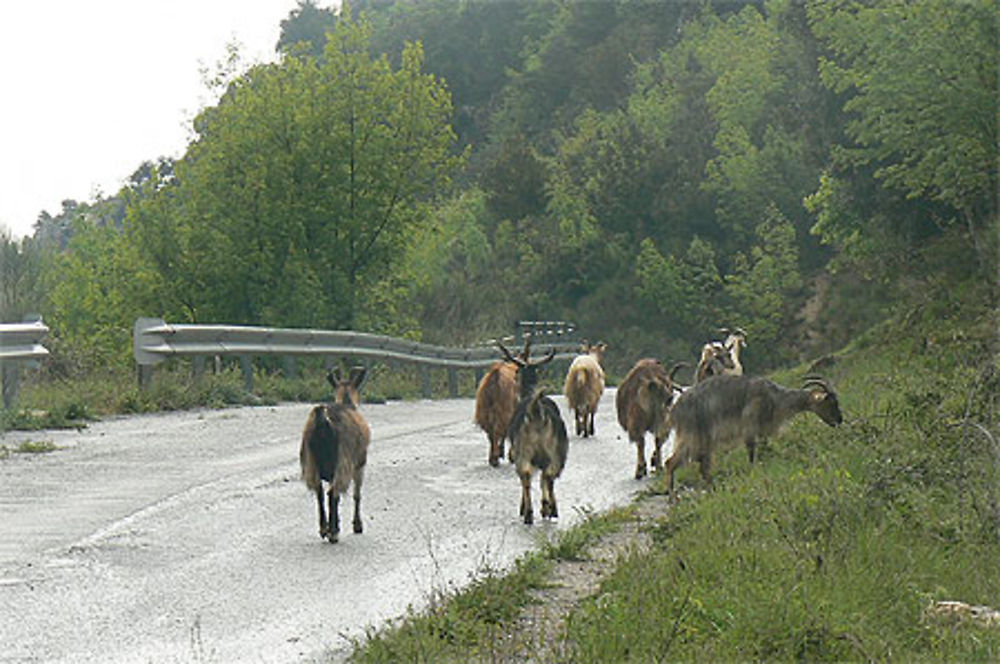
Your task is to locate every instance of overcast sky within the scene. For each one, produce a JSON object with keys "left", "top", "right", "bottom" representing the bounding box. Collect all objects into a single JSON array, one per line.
[{"left": 0, "top": 1, "right": 336, "bottom": 240}]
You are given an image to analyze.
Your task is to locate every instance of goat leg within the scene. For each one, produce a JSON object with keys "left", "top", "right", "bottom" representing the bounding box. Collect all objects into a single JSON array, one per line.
[
  {"left": 698, "top": 454, "right": 713, "bottom": 488},
  {"left": 544, "top": 474, "right": 558, "bottom": 519},
  {"left": 664, "top": 454, "right": 681, "bottom": 503},
  {"left": 352, "top": 471, "right": 364, "bottom": 534},
  {"left": 587, "top": 409, "right": 595, "bottom": 437},
  {"left": 489, "top": 433, "right": 501, "bottom": 467},
  {"left": 520, "top": 472, "right": 534, "bottom": 525},
  {"left": 651, "top": 435, "right": 665, "bottom": 471},
  {"left": 327, "top": 489, "right": 340, "bottom": 543},
  {"left": 315, "top": 486, "right": 329, "bottom": 539},
  {"left": 634, "top": 436, "right": 647, "bottom": 479}
]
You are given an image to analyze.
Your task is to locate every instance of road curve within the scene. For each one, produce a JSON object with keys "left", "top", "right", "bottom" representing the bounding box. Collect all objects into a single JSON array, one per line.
[{"left": 0, "top": 390, "right": 644, "bottom": 662}]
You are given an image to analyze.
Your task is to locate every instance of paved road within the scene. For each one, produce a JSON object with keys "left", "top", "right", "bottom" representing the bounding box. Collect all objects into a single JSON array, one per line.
[{"left": 0, "top": 390, "right": 644, "bottom": 662}]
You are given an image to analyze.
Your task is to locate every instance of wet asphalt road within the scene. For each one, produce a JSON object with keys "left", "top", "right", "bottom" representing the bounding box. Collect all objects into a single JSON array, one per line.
[{"left": 0, "top": 390, "right": 644, "bottom": 663}]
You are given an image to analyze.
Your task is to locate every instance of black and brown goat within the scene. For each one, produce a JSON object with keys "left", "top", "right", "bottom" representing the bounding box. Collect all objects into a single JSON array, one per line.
[
  {"left": 300, "top": 367, "right": 370, "bottom": 543},
  {"left": 475, "top": 338, "right": 531, "bottom": 466},
  {"left": 615, "top": 358, "right": 686, "bottom": 479},
  {"left": 663, "top": 374, "right": 843, "bottom": 500},
  {"left": 563, "top": 341, "right": 607, "bottom": 437},
  {"left": 499, "top": 341, "right": 568, "bottom": 525}
]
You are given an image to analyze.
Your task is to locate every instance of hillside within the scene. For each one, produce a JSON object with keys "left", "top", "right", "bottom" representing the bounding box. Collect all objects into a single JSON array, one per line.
[{"left": 347, "top": 262, "right": 999, "bottom": 661}]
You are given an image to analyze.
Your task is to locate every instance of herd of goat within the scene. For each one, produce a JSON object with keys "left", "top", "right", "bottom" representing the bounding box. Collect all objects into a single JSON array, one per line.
[{"left": 299, "top": 329, "right": 843, "bottom": 541}]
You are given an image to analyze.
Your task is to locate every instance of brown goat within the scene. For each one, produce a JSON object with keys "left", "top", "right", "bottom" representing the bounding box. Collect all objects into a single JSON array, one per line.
[
  {"left": 300, "top": 367, "right": 370, "bottom": 543},
  {"left": 474, "top": 337, "right": 531, "bottom": 466},
  {"left": 663, "top": 374, "right": 843, "bottom": 500},
  {"left": 563, "top": 342, "right": 607, "bottom": 437},
  {"left": 615, "top": 358, "right": 685, "bottom": 479}
]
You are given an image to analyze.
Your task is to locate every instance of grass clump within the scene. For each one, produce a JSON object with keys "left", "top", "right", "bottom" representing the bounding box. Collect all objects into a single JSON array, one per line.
[
  {"left": 0, "top": 439, "right": 60, "bottom": 459},
  {"left": 349, "top": 555, "right": 552, "bottom": 663}
]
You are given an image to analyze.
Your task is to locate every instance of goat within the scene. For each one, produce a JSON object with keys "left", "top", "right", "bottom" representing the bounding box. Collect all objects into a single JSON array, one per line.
[
  {"left": 694, "top": 342, "right": 735, "bottom": 383},
  {"left": 563, "top": 341, "right": 607, "bottom": 437},
  {"left": 720, "top": 326, "right": 747, "bottom": 375},
  {"left": 499, "top": 340, "right": 568, "bottom": 525},
  {"left": 615, "top": 358, "right": 686, "bottom": 479},
  {"left": 475, "top": 337, "right": 531, "bottom": 466},
  {"left": 300, "top": 367, "right": 370, "bottom": 543},
  {"left": 663, "top": 374, "right": 843, "bottom": 500},
  {"left": 693, "top": 326, "right": 747, "bottom": 382}
]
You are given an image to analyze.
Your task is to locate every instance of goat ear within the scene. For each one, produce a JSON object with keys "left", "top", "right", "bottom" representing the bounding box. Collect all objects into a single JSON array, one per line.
[
  {"left": 349, "top": 366, "right": 367, "bottom": 389},
  {"left": 326, "top": 369, "right": 340, "bottom": 388}
]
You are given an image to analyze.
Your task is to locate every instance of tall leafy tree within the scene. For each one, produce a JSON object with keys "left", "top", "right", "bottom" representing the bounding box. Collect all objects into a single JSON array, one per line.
[
  {"left": 808, "top": 0, "right": 998, "bottom": 272},
  {"left": 133, "top": 13, "right": 463, "bottom": 329},
  {"left": 277, "top": 0, "right": 338, "bottom": 57}
]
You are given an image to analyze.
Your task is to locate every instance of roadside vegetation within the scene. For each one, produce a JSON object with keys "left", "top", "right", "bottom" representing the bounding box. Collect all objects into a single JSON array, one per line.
[{"left": 347, "top": 269, "right": 999, "bottom": 662}]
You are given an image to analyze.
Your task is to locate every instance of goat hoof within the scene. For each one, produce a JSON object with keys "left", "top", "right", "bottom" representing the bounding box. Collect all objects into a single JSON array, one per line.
[
  {"left": 524, "top": 511, "right": 534, "bottom": 525},
  {"left": 326, "top": 531, "right": 339, "bottom": 543},
  {"left": 353, "top": 521, "right": 363, "bottom": 534},
  {"left": 635, "top": 467, "right": 647, "bottom": 480},
  {"left": 489, "top": 456, "right": 499, "bottom": 467}
]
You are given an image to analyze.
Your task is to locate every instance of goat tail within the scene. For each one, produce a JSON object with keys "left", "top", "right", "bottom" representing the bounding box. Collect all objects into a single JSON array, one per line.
[
  {"left": 301, "top": 405, "right": 340, "bottom": 492},
  {"left": 300, "top": 405, "right": 327, "bottom": 490}
]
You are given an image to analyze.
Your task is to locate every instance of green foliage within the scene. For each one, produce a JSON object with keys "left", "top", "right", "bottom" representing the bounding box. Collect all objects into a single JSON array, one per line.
[
  {"left": 808, "top": 0, "right": 998, "bottom": 273},
  {"left": 130, "top": 13, "right": 463, "bottom": 331},
  {"left": 724, "top": 205, "right": 803, "bottom": 363},
  {"left": 277, "top": 0, "right": 338, "bottom": 57}
]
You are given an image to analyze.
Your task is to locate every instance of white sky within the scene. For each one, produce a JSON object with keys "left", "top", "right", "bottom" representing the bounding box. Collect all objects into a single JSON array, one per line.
[{"left": 0, "top": 1, "right": 336, "bottom": 240}]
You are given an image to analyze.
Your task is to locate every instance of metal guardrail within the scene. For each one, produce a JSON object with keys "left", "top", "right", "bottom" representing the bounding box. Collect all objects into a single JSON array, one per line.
[
  {"left": 133, "top": 318, "right": 581, "bottom": 395},
  {"left": 0, "top": 318, "right": 50, "bottom": 409}
]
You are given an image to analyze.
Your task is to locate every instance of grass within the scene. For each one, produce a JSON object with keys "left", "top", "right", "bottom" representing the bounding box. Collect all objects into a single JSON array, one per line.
[
  {"left": 0, "top": 439, "right": 59, "bottom": 460},
  {"left": 2, "top": 357, "right": 482, "bottom": 432},
  {"left": 346, "top": 276, "right": 1000, "bottom": 662}
]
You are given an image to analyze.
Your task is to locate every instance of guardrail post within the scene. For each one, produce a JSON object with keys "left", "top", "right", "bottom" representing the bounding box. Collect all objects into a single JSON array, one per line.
[
  {"left": 239, "top": 356, "right": 254, "bottom": 393},
  {"left": 2, "top": 361, "right": 19, "bottom": 410},
  {"left": 420, "top": 366, "right": 431, "bottom": 399},
  {"left": 283, "top": 356, "right": 298, "bottom": 379},
  {"left": 192, "top": 356, "right": 205, "bottom": 381},
  {"left": 447, "top": 368, "right": 458, "bottom": 398},
  {"left": 137, "top": 364, "right": 153, "bottom": 391}
]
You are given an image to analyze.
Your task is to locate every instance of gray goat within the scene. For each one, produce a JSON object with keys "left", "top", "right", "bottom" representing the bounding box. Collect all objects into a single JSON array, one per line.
[
  {"left": 300, "top": 367, "right": 370, "bottom": 542},
  {"left": 499, "top": 340, "right": 568, "bottom": 525},
  {"left": 663, "top": 374, "right": 843, "bottom": 500}
]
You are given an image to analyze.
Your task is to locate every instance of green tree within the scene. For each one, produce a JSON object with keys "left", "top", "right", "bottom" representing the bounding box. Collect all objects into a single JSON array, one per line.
[
  {"left": 808, "top": 0, "right": 998, "bottom": 271},
  {"left": 724, "top": 204, "right": 802, "bottom": 362},
  {"left": 277, "top": 0, "right": 338, "bottom": 57},
  {"left": 134, "top": 13, "right": 463, "bottom": 329}
]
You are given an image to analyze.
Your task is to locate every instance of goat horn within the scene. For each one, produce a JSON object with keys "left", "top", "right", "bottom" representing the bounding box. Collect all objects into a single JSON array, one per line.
[
  {"left": 668, "top": 362, "right": 689, "bottom": 381},
  {"left": 802, "top": 376, "right": 832, "bottom": 392},
  {"left": 497, "top": 340, "right": 526, "bottom": 367}
]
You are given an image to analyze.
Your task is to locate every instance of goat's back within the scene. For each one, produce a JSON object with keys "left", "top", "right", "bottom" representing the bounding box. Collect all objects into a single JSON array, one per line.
[
  {"left": 300, "top": 403, "right": 370, "bottom": 495},
  {"left": 616, "top": 359, "right": 673, "bottom": 437},
  {"left": 475, "top": 361, "right": 519, "bottom": 432},
  {"left": 509, "top": 391, "right": 569, "bottom": 476},
  {"left": 564, "top": 354, "right": 605, "bottom": 409},
  {"left": 670, "top": 374, "right": 782, "bottom": 458}
]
